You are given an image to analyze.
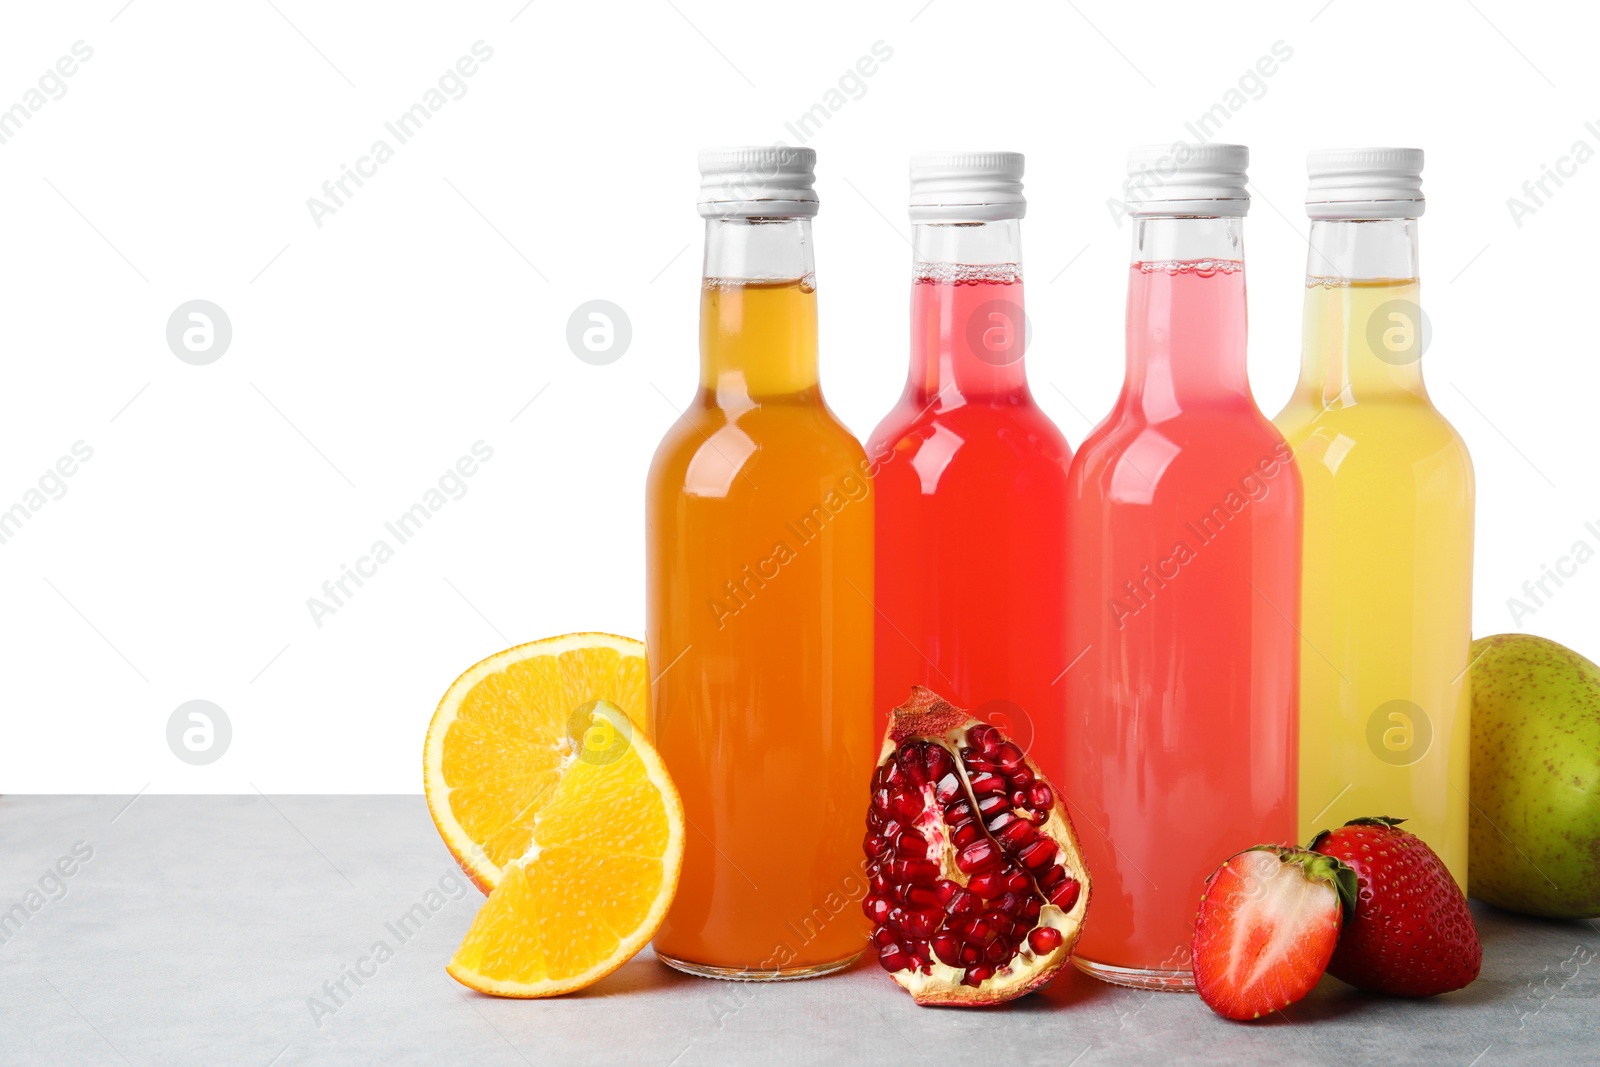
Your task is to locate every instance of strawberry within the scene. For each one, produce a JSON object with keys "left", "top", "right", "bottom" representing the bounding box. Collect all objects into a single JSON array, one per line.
[
  {"left": 1310, "top": 817, "right": 1481, "bottom": 996},
  {"left": 1191, "top": 846, "right": 1356, "bottom": 1021}
]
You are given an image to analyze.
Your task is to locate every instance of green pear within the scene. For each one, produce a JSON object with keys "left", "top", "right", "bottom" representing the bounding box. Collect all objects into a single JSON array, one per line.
[{"left": 1469, "top": 633, "right": 1600, "bottom": 918}]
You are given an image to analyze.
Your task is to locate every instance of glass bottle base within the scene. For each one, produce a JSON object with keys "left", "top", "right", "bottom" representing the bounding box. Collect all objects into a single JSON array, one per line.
[
  {"left": 1074, "top": 956, "right": 1195, "bottom": 992},
  {"left": 656, "top": 949, "right": 862, "bottom": 982}
]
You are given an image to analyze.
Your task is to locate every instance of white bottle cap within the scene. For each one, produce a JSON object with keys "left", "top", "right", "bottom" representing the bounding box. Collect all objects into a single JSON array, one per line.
[
  {"left": 1124, "top": 143, "right": 1250, "bottom": 217},
  {"left": 1306, "top": 148, "right": 1424, "bottom": 219},
  {"left": 909, "top": 151, "right": 1026, "bottom": 223},
  {"left": 698, "top": 146, "right": 818, "bottom": 218}
]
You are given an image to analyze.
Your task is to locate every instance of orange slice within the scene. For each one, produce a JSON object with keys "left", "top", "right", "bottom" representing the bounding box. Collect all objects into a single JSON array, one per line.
[
  {"left": 446, "top": 698, "right": 685, "bottom": 997},
  {"left": 423, "top": 633, "right": 650, "bottom": 893}
]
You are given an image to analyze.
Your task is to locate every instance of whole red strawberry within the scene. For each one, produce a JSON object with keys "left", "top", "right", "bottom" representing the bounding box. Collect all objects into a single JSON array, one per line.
[
  {"left": 1191, "top": 846, "right": 1356, "bottom": 1021},
  {"left": 1310, "top": 817, "right": 1481, "bottom": 996}
]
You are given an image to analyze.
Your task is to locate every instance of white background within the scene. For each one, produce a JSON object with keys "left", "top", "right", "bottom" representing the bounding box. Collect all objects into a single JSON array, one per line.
[{"left": 1, "top": 0, "right": 1593, "bottom": 793}]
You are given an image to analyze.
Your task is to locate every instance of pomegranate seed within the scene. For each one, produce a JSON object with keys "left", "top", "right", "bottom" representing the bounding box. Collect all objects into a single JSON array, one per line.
[
  {"left": 968, "top": 772, "right": 1006, "bottom": 797},
  {"left": 863, "top": 833, "right": 891, "bottom": 859},
  {"left": 925, "top": 745, "right": 955, "bottom": 783},
  {"left": 1007, "top": 764, "right": 1035, "bottom": 789},
  {"left": 967, "top": 871, "right": 1007, "bottom": 898},
  {"left": 896, "top": 831, "right": 926, "bottom": 856},
  {"left": 946, "top": 888, "right": 981, "bottom": 919},
  {"left": 965, "top": 964, "right": 996, "bottom": 986},
  {"left": 887, "top": 906, "right": 909, "bottom": 934},
  {"left": 997, "top": 819, "right": 1037, "bottom": 850},
  {"left": 931, "top": 933, "right": 963, "bottom": 967},
  {"left": 965, "top": 756, "right": 997, "bottom": 776},
  {"left": 902, "top": 908, "right": 940, "bottom": 940},
  {"left": 872, "top": 924, "right": 897, "bottom": 947},
  {"left": 960, "top": 944, "right": 982, "bottom": 966},
  {"left": 882, "top": 759, "right": 908, "bottom": 788},
  {"left": 1025, "top": 808, "right": 1047, "bottom": 826},
  {"left": 968, "top": 724, "right": 1000, "bottom": 754},
  {"left": 867, "top": 809, "right": 885, "bottom": 832},
  {"left": 1018, "top": 838, "right": 1058, "bottom": 872},
  {"left": 956, "top": 839, "right": 1002, "bottom": 875},
  {"left": 1028, "top": 782, "right": 1054, "bottom": 810},
  {"left": 881, "top": 819, "right": 905, "bottom": 841},
  {"left": 1028, "top": 927, "right": 1063, "bottom": 954},
  {"left": 945, "top": 799, "right": 974, "bottom": 824},
  {"left": 889, "top": 789, "right": 924, "bottom": 823},
  {"left": 1037, "top": 864, "right": 1067, "bottom": 890},
  {"left": 995, "top": 891, "right": 1027, "bottom": 916},
  {"left": 878, "top": 943, "right": 910, "bottom": 972},
  {"left": 1005, "top": 868, "right": 1031, "bottom": 892},
  {"left": 898, "top": 742, "right": 928, "bottom": 785},
  {"left": 965, "top": 918, "right": 997, "bottom": 946},
  {"left": 985, "top": 811, "right": 1015, "bottom": 834},
  {"left": 903, "top": 884, "right": 940, "bottom": 910},
  {"left": 863, "top": 896, "right": 891, "bottom": 924},
  {"left": 933, "top": 772, "right": 963, "bottom": 804},
  {"left": 871, "top": 788, "right": 892, "bottom": 815},
  {"left": 892, "top": 858, "right": 939, "bottom": 885},
  {"left": 870, "top": 872, "right": 889, "bottom": 895},
  {"left": 1046, "top": 877, "right": 1081, "bottom": 912},
  {"left": 951, "top": 822, "right": 981, "bottom": 848},
  {"left": 977, "top": 795, "right": 1008, "bottom": 819},
  {"left": 984, "top": 938, "right": 1010, "bottom": 964},
  {"left": 981, "top": 909, "right": 1014, "bottom": 938},
  {"left": 935, "top": 879, "right": 961, "bottom": 905},
  {"left": 1022, "top": 898, "right": 1042, "bottom": 922},
  {"left": 1010, "top": 790, "right": 1030, "bottom": 809},
  {"left": 995, "top": 742, "right": 1025, "bottom": 771}
]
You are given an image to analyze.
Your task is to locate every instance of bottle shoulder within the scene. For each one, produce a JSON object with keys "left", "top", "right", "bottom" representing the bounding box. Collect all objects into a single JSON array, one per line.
[
  {"left": 648, "top": 395, "right": 868, "bottom": 500},
  {"left": 1275, "top": 395, "right": 1475, "bottom": 484},
  {"left": 869, "top": 397, "right": 1073, "bottom": 489},
  {"left": 1069, "top": 406, "right": 1298, "bottom": 508}
]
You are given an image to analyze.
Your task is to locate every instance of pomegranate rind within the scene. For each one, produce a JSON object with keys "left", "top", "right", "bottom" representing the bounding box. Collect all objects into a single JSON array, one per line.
[{"left": 873, "top": 686, "right": 1092, "bottom": 1007}]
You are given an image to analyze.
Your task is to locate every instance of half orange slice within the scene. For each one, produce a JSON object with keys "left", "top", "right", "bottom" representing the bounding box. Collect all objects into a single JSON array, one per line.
[
  {"left": 446, "top": 698, "right": 684, "bottom": 997},
  {"left": 423, "top": 633, "right": 650, "bottom": 892}
]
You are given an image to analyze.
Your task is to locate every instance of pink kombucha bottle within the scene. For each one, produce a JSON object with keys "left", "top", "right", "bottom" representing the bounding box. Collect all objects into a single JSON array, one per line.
[
  {"left": 869, "top": 152, "right": 1073, "bottom": 785},
  {"left": 1064, "top": 145, "right": 1301, "bottom": 989}
]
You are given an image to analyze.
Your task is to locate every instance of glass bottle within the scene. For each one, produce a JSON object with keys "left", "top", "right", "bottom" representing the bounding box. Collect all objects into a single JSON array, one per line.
[
  {"left": 1065, "top": 144, "right": 1301, "bottom": 989},
  {"left": 1274, "top": 148, "right": 1473, "bottom": 884},
  {"left": 868, "top": 152, "right": 1073, "bottom": 785},
  {"left": 647, "top": 147, "right": 874, "bottom": 979}
]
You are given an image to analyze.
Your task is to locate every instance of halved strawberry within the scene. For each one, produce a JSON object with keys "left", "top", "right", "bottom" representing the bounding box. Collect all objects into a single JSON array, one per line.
[
  {"left": 1191, "top": 846, "right": 1356, "bottom": 1021},
  {"left": 1310, "top": 817, "right": 1481, "bottom": 996}
]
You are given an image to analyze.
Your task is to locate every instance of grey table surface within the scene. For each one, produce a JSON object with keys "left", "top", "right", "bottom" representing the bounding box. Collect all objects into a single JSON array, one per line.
[{"left": 2, "top": 795, "right": 1595, "bottom": 1066}]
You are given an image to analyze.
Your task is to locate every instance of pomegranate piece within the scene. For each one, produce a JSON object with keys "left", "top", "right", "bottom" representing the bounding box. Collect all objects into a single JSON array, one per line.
[{"left": 862, "top": 686, "right": 1092, "bottom": 1006}]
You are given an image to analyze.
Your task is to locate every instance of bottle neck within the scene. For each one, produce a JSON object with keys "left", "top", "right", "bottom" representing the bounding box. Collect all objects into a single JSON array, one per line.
[
  {"left": 700, "top": 217, "right": 818, "bottom": 406},
  {"left": 1124, "top": 216, "right": 1249, "bottom": 418},
  {"left": 1298, "top": 218, "right": 1426, "bottom": 403},
  {"left": 907, "top": 220, "right": 1027, "bottom": 405}
]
